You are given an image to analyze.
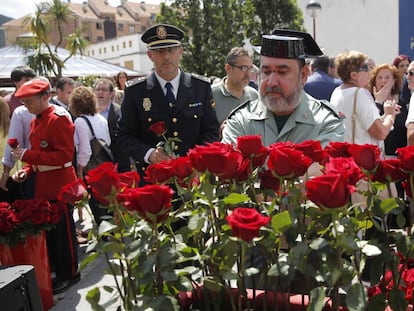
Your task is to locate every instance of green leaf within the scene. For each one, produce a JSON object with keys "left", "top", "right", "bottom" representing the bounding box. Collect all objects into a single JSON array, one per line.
[
  {"left": 80, "top": 252, "right": 100, "bottom": 269},
  {"left": 147, "top": 295, "right": 180, "bottom": 311},
  {"left": 379, "top": 198, "right": 399, "bottom": 215},
  {"left": 271, "top": 210, "right": 292, "bottom": 234},
  {"left": 86, "top": 287, "right": 105, "bottom": 311},
  {"left": 308, "top": 286, "right": 326, "bottom": 311},
  {"left": 346, "top": 283, "right": 367, "bottom": 311},
  {"left": 223, "top": 192, "right": 251, "bottom": 205}
]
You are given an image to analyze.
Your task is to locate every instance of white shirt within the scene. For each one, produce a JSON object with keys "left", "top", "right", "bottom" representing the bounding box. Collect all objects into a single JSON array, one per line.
[
  {"left": 330, "top": 86, "right": 381, "bottom": 147},
  {"left": 74, "top": 114, "right": 111, "bottom": 166}
]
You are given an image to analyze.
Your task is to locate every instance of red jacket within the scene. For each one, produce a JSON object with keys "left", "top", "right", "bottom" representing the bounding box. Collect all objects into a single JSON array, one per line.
[{"left": 22, "top": 105, "right": 76, "bottom": 200}]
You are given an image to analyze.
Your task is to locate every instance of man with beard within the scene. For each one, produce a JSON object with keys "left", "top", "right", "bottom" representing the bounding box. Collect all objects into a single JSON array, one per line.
[{"left": 221, "top": 30, "right": 344, "bottom": 147}]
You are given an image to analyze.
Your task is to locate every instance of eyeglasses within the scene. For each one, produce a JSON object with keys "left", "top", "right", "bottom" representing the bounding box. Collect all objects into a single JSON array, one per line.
[
  {"left": 356, "top": 63, "right": 370, "bottom": 72},
  {"left": 406, "top": 71, "right": 414, "bottom": 77},
  {"left": 95, "top": 88, "right": 110, "bottom": 92},
  {"left": 231, "top": 65, "right": 255, "bottom": 73}
]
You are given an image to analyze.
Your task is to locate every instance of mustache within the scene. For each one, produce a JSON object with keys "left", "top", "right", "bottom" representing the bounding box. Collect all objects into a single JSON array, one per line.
[{"left": 265, "top": 86, "right": 283, "bottom": 94}]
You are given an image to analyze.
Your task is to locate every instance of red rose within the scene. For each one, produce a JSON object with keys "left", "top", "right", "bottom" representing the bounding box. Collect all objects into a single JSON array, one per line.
[
  {"left": 144, "top": 161, "right": 175, "bottom": 184},
  {"left": 306, "top": 173, "right": 355, "bottom": 209},
  {"left": 237, "top": 135, "right": 268, "bottom": 168},
  {"left": 118, "top": 171, "right": 140, "bottom": 189},
  {"left": 84, "top": 162, "right": 121, "bottom": 205},
  {"left": 324, "top": 157, "right": 364, "bottom": 185},
  {"left": 117, "top": 185, "right": 174, "bottom": 224},
  {"left": 7, "top": 138, "right": 19, "bottom": 149},
  {"left": 397, "top": 146, "right": 414, "bottom": 172},
  {"left": 348, "top": 144, "right": 380, "bottom": 171},
  {"left": 267, "top": 146, "right": 313, "bottom": 180},
  {"left": 259, "top": 169, "right": 280, "bottom": 192},
  {"left": 171, "top": 156, "right": 193, "bottom": 180},
  {"left": 367, "top": 285, "right": 382, "bottom": 299},
  {"left": 31, "top": 204, "right": 51, "bottom": 225},
  {"left": 188, "top": 142, "right": 245, "bottom": 179},
  {"left": 58, "top": 178, "right": 87, "bottom": 205},
  {"left": 0, "top": 204, "right": 18, "bottom": 233},
  {"left": 371, "top": 159, "right": 408, "bottom": 183},
  {"left": 226, "top": 207, "right": 270, "bottom": 242},
  {"left": 149, "top": 121, "right": 166, "bottom": 136},
  {"left": 324, "top": 141, "right": 351, "bottom": 158},
  {"left": 293, "top": 140, "right": 327, "bottom": 163}
]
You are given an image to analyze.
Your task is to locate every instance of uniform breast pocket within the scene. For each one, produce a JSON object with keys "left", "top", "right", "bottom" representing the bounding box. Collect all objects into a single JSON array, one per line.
[{"left": 182, "top": 107, "right": 204, "bottom": 122}]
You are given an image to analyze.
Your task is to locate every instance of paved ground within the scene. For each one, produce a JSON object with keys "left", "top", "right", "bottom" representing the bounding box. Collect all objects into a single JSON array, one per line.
[{"left": 49, "top": 207, "right": 118, "bottom": 311}]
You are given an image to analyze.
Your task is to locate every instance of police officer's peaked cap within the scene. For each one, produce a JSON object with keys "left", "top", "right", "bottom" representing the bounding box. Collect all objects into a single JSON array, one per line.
[
  {"left": 15, "top": 80, "right": 50, "bottom": 98},
  {"left": 258, "top": 29, "right": 323, "bottom": 59},
  {"left": 141, "top": 24, "right": 184, "bottom": 50}
]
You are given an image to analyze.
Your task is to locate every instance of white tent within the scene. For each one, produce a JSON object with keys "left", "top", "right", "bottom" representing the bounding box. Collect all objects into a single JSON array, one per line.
[{"left": 0, "top": 45, "right": 143, "bottom": 86}]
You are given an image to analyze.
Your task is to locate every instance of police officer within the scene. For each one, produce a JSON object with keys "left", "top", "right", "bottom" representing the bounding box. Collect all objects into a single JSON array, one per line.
[
  {"left": 11, "top": 79, "right": 79, "bottom": 294},
  {"left": 222, "top": 30, "right": 345, "bottom": 148},
  {"left": 117, "top": 24, "right": 219, "bottom": 179}
]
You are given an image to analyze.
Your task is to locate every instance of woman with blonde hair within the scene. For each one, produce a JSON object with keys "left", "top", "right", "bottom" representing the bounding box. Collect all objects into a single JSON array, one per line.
[{"left": 330, "top": 51, "right": 399, "bottom": 152}]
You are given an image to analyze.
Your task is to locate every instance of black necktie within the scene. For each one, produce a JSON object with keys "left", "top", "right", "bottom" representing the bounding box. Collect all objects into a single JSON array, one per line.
[{"left": 165, "top": 82, "right": 175, "bottom": 108}]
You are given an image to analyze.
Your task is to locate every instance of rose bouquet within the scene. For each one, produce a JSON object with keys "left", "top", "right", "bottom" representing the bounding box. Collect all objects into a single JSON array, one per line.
[
  {"left": 65, "top": 137, "right": 414, "bottom": 310},
  {"left": 0, "top": 199, "right": 63, "bottom": 246}
]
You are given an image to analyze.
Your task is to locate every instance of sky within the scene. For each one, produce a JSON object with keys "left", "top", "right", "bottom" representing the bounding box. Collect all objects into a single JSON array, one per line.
[{"left": 2, "top": 0, "right": 162, "bottom": 19}]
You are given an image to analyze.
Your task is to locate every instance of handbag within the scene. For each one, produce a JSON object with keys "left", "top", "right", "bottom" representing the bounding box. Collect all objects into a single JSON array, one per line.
[{"left": 79, "top": 116, "right": 114, "bottom": 173}]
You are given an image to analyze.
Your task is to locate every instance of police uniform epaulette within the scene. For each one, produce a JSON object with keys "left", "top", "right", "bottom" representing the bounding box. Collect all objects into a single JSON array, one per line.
[
  {"left": 126, "top": 76, "right": 146, "bottom": 88},
  {"left": 319, "top": 99, "right": 342, "bottom": 119},
  {"left": 191, "top": 73, "right": 210, "bottom": 84},
  {"left": 227, "top": 100, "right": 251, "bottom": 120}
]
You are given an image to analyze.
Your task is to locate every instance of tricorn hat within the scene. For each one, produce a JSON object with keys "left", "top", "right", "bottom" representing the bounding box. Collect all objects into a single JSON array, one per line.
[
  {"left": 257, "top": 29, "right": 323, "bottom": 59},
  {"left": 141, "top": 24, "right": 184, "bottom": 50}
]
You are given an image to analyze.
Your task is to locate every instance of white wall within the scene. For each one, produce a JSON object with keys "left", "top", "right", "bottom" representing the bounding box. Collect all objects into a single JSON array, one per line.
[{"left": 297, "top": 0, "right": 398, "bottom": 65}]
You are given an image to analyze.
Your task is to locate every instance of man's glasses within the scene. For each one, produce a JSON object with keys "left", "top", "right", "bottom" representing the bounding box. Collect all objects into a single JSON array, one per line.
[
  {"left": 95, "top": 88, "right": 110, "bottom": 92},
  {"left": 407, "top": 71, "right": 414, "bottom": 77},
  {"left": 231, "top": 65, "right": 255, "bottom": 73},
  {"left": 356, "top": 63, "right": 370, "bottom": 72}
]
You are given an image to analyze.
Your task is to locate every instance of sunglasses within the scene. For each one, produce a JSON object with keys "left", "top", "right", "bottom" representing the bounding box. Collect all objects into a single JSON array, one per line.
[
  {"left": 407, "top": 71, "right": 414, "bottom": 77},
  {"left": 356, "top": 63, "right": 370, "bottom": 72}
]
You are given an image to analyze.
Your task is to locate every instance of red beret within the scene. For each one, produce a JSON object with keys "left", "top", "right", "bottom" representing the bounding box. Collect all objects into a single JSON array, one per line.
[{"left": 15, "top": 80, "right": 50, "bottom": 98}]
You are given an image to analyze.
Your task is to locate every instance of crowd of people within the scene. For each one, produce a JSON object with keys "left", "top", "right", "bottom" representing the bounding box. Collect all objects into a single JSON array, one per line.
[{"left": 1, "top": 23, "right": 414, "bottom": 298}]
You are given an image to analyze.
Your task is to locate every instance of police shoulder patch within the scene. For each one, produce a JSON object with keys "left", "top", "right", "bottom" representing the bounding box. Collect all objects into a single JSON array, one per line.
[
  {"left": 126, "top": 76, "right": 146, "bottom": 88},
  {"left": 191, "top": 73, "right": 210, "bottom": 84}
]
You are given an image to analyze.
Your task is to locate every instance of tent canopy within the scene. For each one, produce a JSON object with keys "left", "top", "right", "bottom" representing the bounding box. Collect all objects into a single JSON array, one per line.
[{"left": 0, "top": 45, "right": 144, "bottom": 86}]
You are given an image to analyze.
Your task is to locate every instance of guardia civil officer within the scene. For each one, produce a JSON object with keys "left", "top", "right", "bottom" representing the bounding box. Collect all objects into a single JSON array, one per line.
[
  {"left": 117, "top": 24, "right": 219, "bottom": 179},
  {"left": 221, "top": 30, "right": 345, "bottom": 148}
]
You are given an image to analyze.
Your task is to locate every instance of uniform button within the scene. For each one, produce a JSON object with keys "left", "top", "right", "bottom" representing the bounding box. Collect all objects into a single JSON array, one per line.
[
  {"left": 172, "top": 118, "right": 177, "bottom": 123},
  {"left": 173, "top": 131, "right": 178, "bottom": 136},
  {"left": 174, "top": 145, "right": 178, "bottom": 150},
  {"left": 142, "top": 167, "right": 146, "bottom": 171},
  {"left": 148, "top": 118, "right": 152, "bottom": 122},
  {"left": 194, "top": 114, "right": 198, "bottom": 119}
]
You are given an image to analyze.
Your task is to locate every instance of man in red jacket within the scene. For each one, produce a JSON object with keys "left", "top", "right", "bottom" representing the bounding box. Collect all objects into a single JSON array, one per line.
[{"left": 11, "top": 79, "right": 80, "bottom": 294}]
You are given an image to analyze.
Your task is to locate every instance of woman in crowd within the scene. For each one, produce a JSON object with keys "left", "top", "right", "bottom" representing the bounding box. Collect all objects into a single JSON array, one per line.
[
  {"left": 405, "top": 61, "right": 414, "bottom": 146},
  {"left": 393, "top": 55, "right": 412, "bottom": 107},
  {"left": 367, "top": 63, "right": 405, "bottom": 156},
  {"left": 69, "top": 86, "right": 111, "bottom": 224},
  {"left": 330, "top": 51, "right": 399, "bottom": 153},
  {"left": 114, "top": 71, "right": 128, "bottom": 104}
]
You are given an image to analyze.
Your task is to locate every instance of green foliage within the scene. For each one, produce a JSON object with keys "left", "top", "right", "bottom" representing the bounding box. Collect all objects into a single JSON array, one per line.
[{"left": 157, "top": 0, "right": 304, "bottom": 77}]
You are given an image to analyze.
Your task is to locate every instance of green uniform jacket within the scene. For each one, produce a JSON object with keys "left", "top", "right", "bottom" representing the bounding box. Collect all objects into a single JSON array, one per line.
[{"left": 221, "top": 91, "right": 344, "bottom": 147}]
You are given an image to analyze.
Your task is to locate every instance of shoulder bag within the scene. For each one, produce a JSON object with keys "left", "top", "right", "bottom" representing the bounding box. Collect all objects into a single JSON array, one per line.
[{"left": 79, "top": 115, "right": 114, "bottom": 173}]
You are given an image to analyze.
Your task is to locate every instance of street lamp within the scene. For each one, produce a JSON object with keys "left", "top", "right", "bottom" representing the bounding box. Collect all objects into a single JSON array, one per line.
[{"left": 306, "top": 0, "right": 322, "bottom": 41}]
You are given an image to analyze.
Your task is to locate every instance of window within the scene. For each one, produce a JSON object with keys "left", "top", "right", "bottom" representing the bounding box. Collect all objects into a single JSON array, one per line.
[
  {"left": 123, "top": 42, "right": 126, "bottom": 48},
  {"left": 128, "top": 40, "right": 132, "bottom": 47},
  {"left": 128, "top": 25, "right": 135, "bottom": 33},
  {"left": 104, "top": 47, "right": 107, "bottom": 53},
  {"left": 124, "top": 60, "right": 134, "bottom": 69},
  {"left": 111, "top": 46, "right": 114, "bottom": 52},
  {"left": 98, "top": 48, "right": 102, "bottom": 54},
  {"left": 96, "top": 22, "right": 102, "bottom": 30},
  {"left": 118, "top": 23, "right": 124, "bottom": 31}
]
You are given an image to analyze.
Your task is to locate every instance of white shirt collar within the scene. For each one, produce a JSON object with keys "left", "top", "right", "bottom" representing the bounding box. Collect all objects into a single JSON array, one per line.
[{"left": 155, "top": 70, "right": 180, "bottom": 98}]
